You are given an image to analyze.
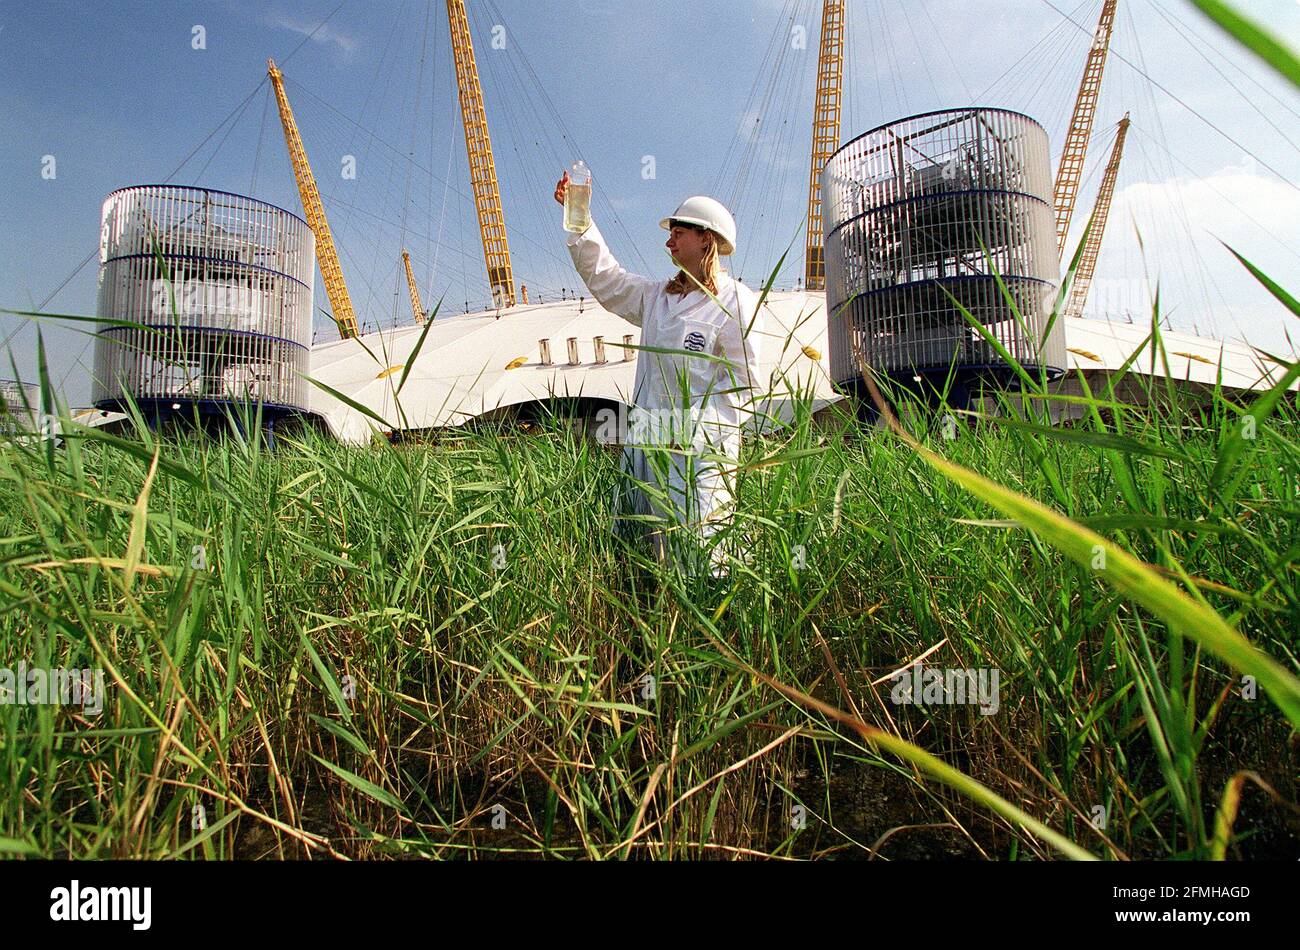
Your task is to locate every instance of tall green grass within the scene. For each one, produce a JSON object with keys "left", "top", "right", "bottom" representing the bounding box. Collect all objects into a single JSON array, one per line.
[
  {"left": 1, "top": 0, "right": 1295, "bottom": 859},
  {"left": 0, "top": 311, "right": 1295, "bottom": 858}
]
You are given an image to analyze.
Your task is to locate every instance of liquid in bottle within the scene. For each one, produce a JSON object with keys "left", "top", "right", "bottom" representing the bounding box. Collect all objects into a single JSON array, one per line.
[{"left": 564, "top": 161, "right": 592, "bottom": 233}]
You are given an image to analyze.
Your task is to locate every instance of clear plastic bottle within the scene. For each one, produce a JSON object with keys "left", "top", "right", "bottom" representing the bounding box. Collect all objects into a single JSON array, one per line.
[{"left": 564, "top": 160, "right": 592, "bottom": 233}]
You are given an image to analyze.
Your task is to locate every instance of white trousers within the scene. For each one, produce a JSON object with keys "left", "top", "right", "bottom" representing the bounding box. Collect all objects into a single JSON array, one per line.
[{"left": 610, "top": 441, "right": 740, "bottom": 577}]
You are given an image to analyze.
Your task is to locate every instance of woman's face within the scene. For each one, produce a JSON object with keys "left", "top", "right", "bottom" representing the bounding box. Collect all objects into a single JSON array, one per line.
[{"left": 666, "top": 222, "right": 710, "bottom": 269}]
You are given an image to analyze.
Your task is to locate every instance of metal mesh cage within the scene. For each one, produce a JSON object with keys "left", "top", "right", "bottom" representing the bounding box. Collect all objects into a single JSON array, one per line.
[
  {"left": 0, "top": 379, "right": 39, "bottom": 410},
  {"left": 822, "top": 109, "right": 1065, "bottom": 385},
  {"left": 91, "top": 185, "right": 315, "bottom": 413},
  {"left": 0, "top": 380, "right": 40, "bottom": 435}
]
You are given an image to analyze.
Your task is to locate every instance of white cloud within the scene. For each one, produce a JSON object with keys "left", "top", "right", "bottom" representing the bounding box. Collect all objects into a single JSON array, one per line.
[
  {"left": 1074, "top": 162, "right": 1300, "bottom": 356},
  {"left": 1115, "top": 159, "right": 1300, "bottom": 241},
  {"left": 267, "top": 12, "right": 358, "bottom": 55}
]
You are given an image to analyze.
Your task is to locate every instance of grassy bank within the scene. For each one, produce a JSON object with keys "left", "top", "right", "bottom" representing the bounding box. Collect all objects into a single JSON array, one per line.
[{"left": 1, "top": 349, "right": 1296, "bottom": 858}]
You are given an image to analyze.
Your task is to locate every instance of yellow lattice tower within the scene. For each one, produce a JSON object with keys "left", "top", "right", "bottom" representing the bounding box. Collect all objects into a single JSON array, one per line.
[
  {"left": 267, "top": 59, "right": 359, "bottom": 339},
  {"left": 446, "top": 0, "right": 516, "bottom": 309},
  {"left": 1053, "top": 0, "right": 1119, "bottom": 259},
  {"left": 1064, "top": 114, "right": 1130, "bottom": 320},
  {"left": 804, "top": 0, "right": 845, "bottom": 291},
  {"left": 402, "top": 249, "right": 425, "bottom": 325}
]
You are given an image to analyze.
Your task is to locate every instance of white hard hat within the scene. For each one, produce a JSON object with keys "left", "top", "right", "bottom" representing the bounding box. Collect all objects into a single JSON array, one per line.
[{"left": 660, "top": 196, "right": 737, "bottom": 256}]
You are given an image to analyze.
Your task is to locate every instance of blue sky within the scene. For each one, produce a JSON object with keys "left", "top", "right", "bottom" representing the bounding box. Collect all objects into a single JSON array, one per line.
[{"left": 3, "top": 0, "right": 1299, "bottom": 406}]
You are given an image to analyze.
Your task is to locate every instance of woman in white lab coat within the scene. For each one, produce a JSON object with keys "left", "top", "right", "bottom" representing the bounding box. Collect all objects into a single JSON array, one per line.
[{"left": 553, "top": 173, "right": 767, "bottom": 579}]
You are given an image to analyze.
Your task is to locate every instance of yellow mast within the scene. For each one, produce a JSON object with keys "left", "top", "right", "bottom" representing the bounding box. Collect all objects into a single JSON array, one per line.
[
  {"left": 1053, "top": 0, "right": 1119, "bottom": 259},
  {"left": 804, "top": 0, "right": 846, "bottom": 291},
  {"left": 1064, "top": 114, "right": 1130, "bottom": 320},
  {"left": 401, "top": 249, "right": 426, "bottom": 325},
  {"left": 266, "top": 58, "right": 360, "bottom": 340},
  {"left": 446, "top": 0, "right": 516, "bottom": 308}
]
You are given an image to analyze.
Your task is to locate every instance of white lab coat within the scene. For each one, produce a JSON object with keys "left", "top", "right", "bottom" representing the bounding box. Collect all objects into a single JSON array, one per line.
[{"left": 566, "top": 219, "right": 766, "bottom": 576}]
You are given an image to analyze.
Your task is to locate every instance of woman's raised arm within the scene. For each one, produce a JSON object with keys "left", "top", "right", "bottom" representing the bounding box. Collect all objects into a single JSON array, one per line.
[{"left": 556, "top": 172, "right": 655, "bottom": 327}]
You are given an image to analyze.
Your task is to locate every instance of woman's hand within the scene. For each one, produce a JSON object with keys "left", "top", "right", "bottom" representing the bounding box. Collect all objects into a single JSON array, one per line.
[{"left": 553, "top": 171, "right": 568, "bottom": 206}]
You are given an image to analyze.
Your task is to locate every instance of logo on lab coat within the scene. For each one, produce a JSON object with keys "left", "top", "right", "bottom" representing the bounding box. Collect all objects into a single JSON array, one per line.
[{"left": 683, "top": 330, "right": 706, "bottom": 352}]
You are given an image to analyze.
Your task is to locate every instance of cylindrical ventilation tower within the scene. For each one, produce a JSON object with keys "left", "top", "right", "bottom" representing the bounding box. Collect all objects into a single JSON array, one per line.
[
  {"left": 0, "top": 380, "right": 40, "bottom": 436},
  {"left": 91, "top": 185, "right": 315, "bottom": 420},
  {"left": 823, "top": 109, "right": 1065, "bottom": 396}
]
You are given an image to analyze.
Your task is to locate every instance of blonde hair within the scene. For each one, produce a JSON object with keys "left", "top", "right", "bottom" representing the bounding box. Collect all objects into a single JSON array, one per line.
[{"left": 664, "top": 227, "right": 722, "bottom": 298}]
